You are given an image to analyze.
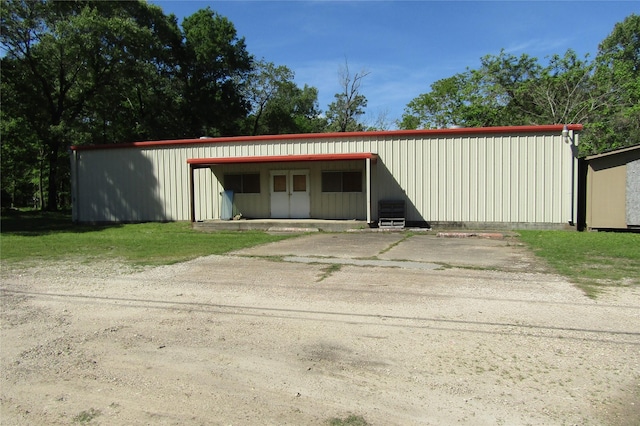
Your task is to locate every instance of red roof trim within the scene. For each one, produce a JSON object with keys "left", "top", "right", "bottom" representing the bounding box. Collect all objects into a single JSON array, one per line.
[
  {"left": 187, "top": 153, "right": 377, "bottom": 166},
  {"left": 71, "top": 124, "right": 583, "bottom": 151}
]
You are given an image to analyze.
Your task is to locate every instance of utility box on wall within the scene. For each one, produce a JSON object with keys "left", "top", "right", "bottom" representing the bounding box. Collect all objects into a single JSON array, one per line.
[{"left": 586, "top": 144, "right": 640, "bottom": 230}]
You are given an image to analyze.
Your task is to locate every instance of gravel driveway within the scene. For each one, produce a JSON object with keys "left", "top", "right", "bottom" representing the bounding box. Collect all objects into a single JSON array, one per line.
[{"left": 1, "top": 233, "right": 639, "bottom": 425}]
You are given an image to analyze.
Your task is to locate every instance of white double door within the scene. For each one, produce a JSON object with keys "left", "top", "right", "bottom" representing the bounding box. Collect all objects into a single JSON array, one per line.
[{"left": 270, "top": 170, "right": 310, "bottom": 218}]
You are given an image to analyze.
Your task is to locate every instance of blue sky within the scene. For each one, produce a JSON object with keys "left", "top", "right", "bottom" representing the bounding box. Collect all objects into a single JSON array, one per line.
[{"left": 152, "top": 1, "right": 638, "bottom": 128}]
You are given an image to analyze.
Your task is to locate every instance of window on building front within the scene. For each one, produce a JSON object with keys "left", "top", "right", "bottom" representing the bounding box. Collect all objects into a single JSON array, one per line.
[
  {"left": 224, "top": 173, "right": 260, "bottom": 193},
  {"left": 321, "top": 171, "right": 363, "bottom": 192}
]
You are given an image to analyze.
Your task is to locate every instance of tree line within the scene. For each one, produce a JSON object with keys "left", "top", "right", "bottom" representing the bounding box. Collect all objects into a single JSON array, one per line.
[
  {"left": 1, "top": 1, "right": 637, "bottom": 210},
  {"left": 399, "top": 14, "right": 639, "bottom": 155}
]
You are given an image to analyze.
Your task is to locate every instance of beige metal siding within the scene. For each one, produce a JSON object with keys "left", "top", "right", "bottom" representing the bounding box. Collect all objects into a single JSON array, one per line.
[
  {"left": 587, "top": 163, "right": 627, "bottom": 229},
  {"left": 585, "top": 146, "right": 640, "bottom": 229},
  {"left": 367, "top": 132, "right": 573, "bottom": 224},
  {"left": 72, "top": 129, "right": 576, "bottom": 225}
]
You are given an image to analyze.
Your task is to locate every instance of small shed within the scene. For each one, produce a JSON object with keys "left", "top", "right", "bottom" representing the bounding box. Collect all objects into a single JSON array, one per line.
[{"left": 585, "top": 144, "right": 640, "bottom": 230}]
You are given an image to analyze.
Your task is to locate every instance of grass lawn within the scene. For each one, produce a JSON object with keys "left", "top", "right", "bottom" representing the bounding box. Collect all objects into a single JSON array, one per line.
[
  {"left": 0, "top": 210, "right": 295, "bottom": 267},
  {"left": 519, "top": 230, "right": 640, "bottom": 297}
]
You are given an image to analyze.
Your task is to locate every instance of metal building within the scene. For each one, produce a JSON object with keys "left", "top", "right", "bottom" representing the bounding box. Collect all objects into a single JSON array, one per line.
[
  {"left": 70, "top": 124, "right": 581, "bottom": 229},
  {"left": 585, "top": 144, "right": 640, "bottom": 230}
]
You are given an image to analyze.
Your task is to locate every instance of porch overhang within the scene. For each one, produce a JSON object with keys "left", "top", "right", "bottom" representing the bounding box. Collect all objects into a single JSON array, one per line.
[
  {"left": 187, "top": 153, "right": 377, "bottom": 223},
  {"left": 187, "top": 152, "right": 378, "bottom": 167}
]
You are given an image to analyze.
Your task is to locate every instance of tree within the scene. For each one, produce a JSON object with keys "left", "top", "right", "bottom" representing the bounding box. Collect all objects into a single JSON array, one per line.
[
  {"left": 180, "top": 7, "right": 252, "bottom": 137},
  {"left": 400, "top": 49, "right": 599, "bottom": 132},
  {"left": 1, "top": 0, "right": 181, "bottom": 209},
  {"left": 326, "top": 61, "right": 369, "bottom": 132},
  {"left": 241, "top": 60, "right": 325, "bottom": 135},
  {"left": 367, "top": 108, "right": 393, "bottom": 131},
  {"left": 584, "top": 14, "right": 640, "bottom": 153},
  {"left": 1, "top": 1, "right": 253, "bottom": 209},
  {"left": 244, "top": 60, "right": 294, "bottom": 135},
  {"left": 522, "top": 50, "right": 599, "bottom": 125},
  {"left": 262, "top": 83, "right": 326, "bottom": 134}
]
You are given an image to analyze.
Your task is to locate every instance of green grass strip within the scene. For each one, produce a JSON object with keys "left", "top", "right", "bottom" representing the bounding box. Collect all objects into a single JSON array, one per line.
[
  {"left": 519, "top": 230, "right": 640, "bottom": 297},
  {"left": 1, "top": 210, "right": 294, "bottom": 266}
]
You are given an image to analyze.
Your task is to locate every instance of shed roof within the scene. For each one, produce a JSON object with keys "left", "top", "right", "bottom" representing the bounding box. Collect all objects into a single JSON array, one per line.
[
  {"left": 71, "top": 124, "right": 583, "bottom": 152},
  {"left": 585, "top": 143, "right": 640, "bottom": 161}
]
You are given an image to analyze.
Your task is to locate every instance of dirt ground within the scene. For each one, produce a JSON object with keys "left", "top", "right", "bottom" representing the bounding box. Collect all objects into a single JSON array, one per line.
[{"left": 1, "top": 233, "right": 639, "bottom": 425}]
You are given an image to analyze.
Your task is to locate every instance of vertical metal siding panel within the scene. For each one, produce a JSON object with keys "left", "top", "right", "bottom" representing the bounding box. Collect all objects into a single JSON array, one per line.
[
  {"left": 414, "top": 137, "right": 424, "bottom": 222},
  {"left": 209, "top": 166, "right": 217, "bottom": 220},
  {"left": 559, "top": 135, "right": 567, "bottom": 223},
  {"left": 483, "top": 135, "right": 492, "bottom": 222},
  {"left": 166, "top": 148, "right": 177, "bottom": 220},
  {"left": 543, "top": 135, "right": 552, "bottom": 222},
  {"left": 148, "top": 149, "right": 158, "bottom": 220},
  {"left": 131, "top": 153, "right": 141, "bottom": 221},
  {"left": 160, "top": 148, "right": 170, "bottom": 220},
  {"left": 445, "top": 139, "right": 453, "bottom": 220},
  {"left": 510, "top": 136, "right": 520, "bottom": 223},
  {"left": 164, "top": 148, "right": 174, "bottom": 220},
  {"left": 106, "top": 150, "right": 119, "bottom": 221},
  {"left": 552, "top": 135, "right": 560, "bottom": 222},
  {"left": 496, "top": 136, "right": 503, "bottom": 222},
  {"left": 138, "top": 149, "right": 148, "bottom": 221},
  {"left": 478, "top": 135, "right": 487, "bottom": 222},
  {"left": 178, "top": 148, "right": 189, "bottom": 220},
  {"left": 193, "top": 167, "right": 203, "bottom": 221},
  {"left": 504, "top": 137, "right": 511, "bottom": 222},
  {"left": 516, "top": 135, "right": 524, "bottom": 222},
  {"left": 444, "top": 138, "right": 450, "bottom": 220},
  {"left": 469, "top": 136, "right": 477, "bottom": 221},
  {"left": 403, "top": 138, "right": 412, "bottom": 219},
  {"left": 161, "top": 148, "right": 172, "bottom": 220},
  {"left": 431, "top": 139, "right": 440, "bottom": 220},
  {"left": 545, "top": 137, "right": 553, "bottom": 222},
  {"left": 552, "top": 135, "right": 563, "bottom": 223},
  {"left": 449, "top": 138, "right": 458, "bottom": 220},
  {"left": 534, "top": 136, "right": 543, "bottom": 222},
  {"left": 527, "top": 135, "right": 537, "bottom": 222},
  {"left": 434, "top": 138, "right": 448, "bottom": 221},
  {"left": 504, "top": 136, "right": 512, "bottom": 223},
  {"left": 465, "top": 138, "right": 478, "bottom": 222},
  {"left": 520, "top": 136, "right": 529, "bottom": 222},
  {"left": 485, "top": 137, "right": 495, "bottom": 222},
  {"left": 460, "top": 137, "right": 470, "bottom": 221},
  {"left": 551, "top": 137, "right": 560, "bottom": 222},
  {"left": 535, "top": 136, "right": 550, "bottom": 222},
  {"left": 429, "top": 136, "right": 436, "bottom": 220},
  {"left": 452, "top": 137, "right": 460, "bottom": 221}
]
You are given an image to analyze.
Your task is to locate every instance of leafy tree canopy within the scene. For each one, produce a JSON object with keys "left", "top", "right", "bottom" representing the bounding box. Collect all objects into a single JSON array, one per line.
[{"left": 400, "top": 13, "right": 639, "bottom": 155}]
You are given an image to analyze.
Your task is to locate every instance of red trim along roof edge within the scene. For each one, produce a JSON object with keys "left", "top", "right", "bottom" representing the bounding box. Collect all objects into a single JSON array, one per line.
[
  {"left": 187, "top": 153, "right": 378, "bottom": 166},
  {"left": 71, "top": 124, "right": 583, "bottom": 151}
]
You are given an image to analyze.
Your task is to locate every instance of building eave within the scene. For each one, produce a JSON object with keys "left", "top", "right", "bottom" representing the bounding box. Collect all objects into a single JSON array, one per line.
[{"left": 71, "top": 124, "right": 584, "bottom": 152}]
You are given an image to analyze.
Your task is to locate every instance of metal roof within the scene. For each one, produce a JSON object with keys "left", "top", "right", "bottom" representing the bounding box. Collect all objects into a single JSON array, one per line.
[{"left": 71, "top": 124, "right": 583, "bottom": 151}]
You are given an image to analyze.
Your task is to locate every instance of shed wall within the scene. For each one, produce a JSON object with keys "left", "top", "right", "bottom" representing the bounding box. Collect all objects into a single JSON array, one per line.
[
  {"left": 586, "top": 161, "right": 627, "bottom": 229},
  {"left": 585, "top": 145, "right": 640, "bottom": 229},
  {"left": 72, "top": 130, "right": 577, "bottom": 226}
]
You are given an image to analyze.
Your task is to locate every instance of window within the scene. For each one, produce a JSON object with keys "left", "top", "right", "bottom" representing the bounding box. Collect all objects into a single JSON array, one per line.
[
  {"left": 292, "top": 174, "right": 307, "bottom": 192},
  {"left": 273, "top": 175, "right": 286, "bottom": 192},
  {"left": 321, "top": 171, "right": 362, "bottom": 192},
  {"left": 224, "top": 173, "right": 260, "bottom": 193}
]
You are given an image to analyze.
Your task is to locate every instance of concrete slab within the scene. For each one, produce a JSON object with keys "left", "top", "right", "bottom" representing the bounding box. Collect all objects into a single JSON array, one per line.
[
  {"left": 283, "top": 256, "right": 442, "bottom": 270},
  {"left": 233, "top": 232, "right": 541, "bottom": 272},
  {"left": 379, "top": 234, "right": 540, "bottom": 271},
  {"left": 232, "top": 232, "right": 406, "bottom": 259}
]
